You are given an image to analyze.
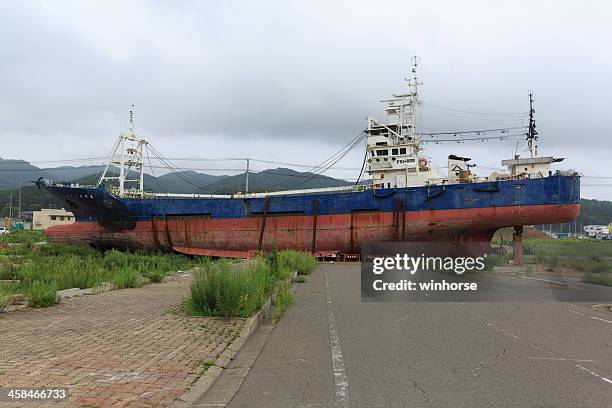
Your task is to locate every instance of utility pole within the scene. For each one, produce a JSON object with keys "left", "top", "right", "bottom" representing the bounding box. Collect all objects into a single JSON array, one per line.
[
  {"left": 8, "top": 194, "right": 13, "bottom": 221},
  {"left": 18, "top": 183, "right": 21, "bottom": 222},
  {"left": 245, "top": 158, "right": 250, "bottom": 194}
]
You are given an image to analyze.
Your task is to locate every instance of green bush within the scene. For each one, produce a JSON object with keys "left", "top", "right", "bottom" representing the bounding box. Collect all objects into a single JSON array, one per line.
[
  {"left": 584, "top": 272, "right": 612, "bottom": 287},
  {"left": 27, "top": 281, "right": 58, "bottom": 308},
  {"left": 0, "top": 287, "right": 10, "bottom": 313},
  {"left": 278, "top": 250, "right": 317, "bottom": 275},
  {"left": 482, "top": 254, "right": 505, "bottom": 270},
  {"left": 587, "top": 262, "right": 611, "bottom": 274},
  {"left": 111, "top": 268, "right": 142, "bottom": 289},
  {"left": 187, "top": 260, "right": 272, "bottom": 318}
]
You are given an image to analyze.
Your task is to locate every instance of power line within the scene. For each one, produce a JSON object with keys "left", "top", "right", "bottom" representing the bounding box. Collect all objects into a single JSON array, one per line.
[{"left": 422, "top": 102, "right": 528, "bottom": 117}]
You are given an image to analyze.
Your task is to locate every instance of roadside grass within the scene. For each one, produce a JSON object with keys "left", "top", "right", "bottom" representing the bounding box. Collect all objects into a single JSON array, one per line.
[
  {"left": 482, "top": 253, "right": 507, "bottom": 270},
  {"left": 186, "top": 260, "right": 272, "bottom": 318},
  {"left": 0, "top": 236, "right": 204, "bottom": 310},
  {"left": 507, "top": 238, "right": 612, "bottom": 287},
  {"left": 523, "top": 238, "right": 612, "bottom": 258},
  {"left": 584, "top": 272, "right": 612, "bottom": 286},
  {"left": 0, "top": 286, "right": 11, "bottom": 313},
  {"left": 583, "top": 261, "right": 612, "bottom": 287},
  {"left": 186, "top": 249, "right": 316, "bottom": 319},
  {"left": 0, "top": 230, "right": 45, "bottom": 245},
  {"left": 27, "top": 281, "right": 59, "bottom": 308},
  {"left": 1, "top": 231, "right": 319, "bottom": 314},
  {"left": 272, "top": 280, "right": 294, "bottom": 323},
  {"left": 278, "top": 250, "right": 317, "bottom": 275},
  {"left": 292, "top": 275, "right": 306, "bottom": 283}
]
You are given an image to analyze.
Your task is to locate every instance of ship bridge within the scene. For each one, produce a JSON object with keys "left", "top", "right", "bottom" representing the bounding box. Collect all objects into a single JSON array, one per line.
[{"left": 365, "top": 57, "right": 441, "bottom": 189}]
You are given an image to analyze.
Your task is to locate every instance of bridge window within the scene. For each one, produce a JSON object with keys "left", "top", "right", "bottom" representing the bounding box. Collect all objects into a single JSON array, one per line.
[
  {"left": 392, "top": 148, "right": 398, "bottom": 155},
  {"left": 376, "top": 149, "right": 388, "bottom": 156},
  {"left": 400, "top": 148, "right": 407, "bottom": 154}
]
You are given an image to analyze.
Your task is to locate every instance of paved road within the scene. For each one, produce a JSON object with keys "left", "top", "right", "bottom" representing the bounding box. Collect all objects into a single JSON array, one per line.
[{"left": 198, "top": 263, "right": 612, "bottom": 408}]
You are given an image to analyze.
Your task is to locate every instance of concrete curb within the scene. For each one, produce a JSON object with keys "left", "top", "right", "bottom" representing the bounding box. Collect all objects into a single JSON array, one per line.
[{"left": 172, "top": 270, "right": 297, "bottom": 408}]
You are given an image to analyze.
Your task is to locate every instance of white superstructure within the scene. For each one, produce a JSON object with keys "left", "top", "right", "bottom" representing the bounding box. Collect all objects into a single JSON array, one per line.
[
  {"left": 365, "top": 59, "right": 567, "bottom": 189},
  {"left": 365, "top": 56, "right": 443, "bottom": 189}
]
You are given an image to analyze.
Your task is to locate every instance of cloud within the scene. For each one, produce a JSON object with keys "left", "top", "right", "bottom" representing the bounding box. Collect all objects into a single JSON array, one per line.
[{"left": 0, "top": 0, "right": 610, "bottom": 199}]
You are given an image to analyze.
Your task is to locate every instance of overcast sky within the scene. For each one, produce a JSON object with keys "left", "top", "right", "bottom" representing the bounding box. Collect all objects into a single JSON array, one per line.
[{"left": 0, "top": 0, "right": 610, "bottom": 199}]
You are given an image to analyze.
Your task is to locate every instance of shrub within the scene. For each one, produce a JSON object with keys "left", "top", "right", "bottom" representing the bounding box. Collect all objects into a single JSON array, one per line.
[
  {"left": 584, "top": 272, "right": 612, "bottom": 287},
  {"left": 278, "top": 250, "right": 317, "bottom": 275},
  {"left": 54, "top": 256, "right": 105, "bottom": 289},
  {"left": 587, "top": 262, "right": 611, "bottom": 274},
  {"left": 111, "top": 268, "right": 142, "bottom": 289},
  {"left": 187, "top": 260, "right": 272, "bottom": 318},
  {"left": 27, "top": 281, "right": 58, "bottom": 308},
  {"left": 0, "top": 288, "right": 9, "bottom": 313},
  {"left": 482, "top": 254, "right": 505, "bottom": 270}
]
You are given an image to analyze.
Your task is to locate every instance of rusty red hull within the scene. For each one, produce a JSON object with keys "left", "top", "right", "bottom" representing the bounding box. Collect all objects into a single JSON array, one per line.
[{"left": 45, "top": 203, "right": 580, "bottom": 257}]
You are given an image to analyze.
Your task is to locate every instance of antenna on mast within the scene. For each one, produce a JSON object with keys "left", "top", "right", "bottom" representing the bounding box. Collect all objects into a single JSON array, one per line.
[
  {"left": 129, "top": 104, "right": 135, "bottom": 135},
  {"left": 406, "top": 55, "right": 422, "bottom": 143},
  {"left": 527, "top": 92, "right": 538, "bottom": 158}
]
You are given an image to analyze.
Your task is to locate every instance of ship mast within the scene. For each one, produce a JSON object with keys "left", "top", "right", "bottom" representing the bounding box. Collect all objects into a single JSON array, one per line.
[
  {"left": 405, "top": 55, "right": 422, "bottom": 144},
  {"left": 98, "top": 107, "right": 148, "bottom": 197},
  {"left": 527, "top": 92, "right": 538, "bottom": 158}
]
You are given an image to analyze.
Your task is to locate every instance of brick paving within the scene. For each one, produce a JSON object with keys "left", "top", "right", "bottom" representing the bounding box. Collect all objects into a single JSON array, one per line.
[{"left": 0, "top": 275, "right": 245, "bottom": 407}]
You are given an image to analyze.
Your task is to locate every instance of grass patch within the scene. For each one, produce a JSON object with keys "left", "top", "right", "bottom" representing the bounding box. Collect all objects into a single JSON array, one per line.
[
  {"left": 523, "top": 238, "right": 612, "bottom": 258},
  {"left": 186, "top": 260, "right": 272, "bottom": 318},
  {"left": 2, "top": 241, "right": 201, "bottom": 309},
  {"left": 27, "top": 281, "right": 58, "bottom": 308},
  {"left": 584, "top": 272, "right": 612, "bottom": 286},
  {"left": 272, "top": 280, "right": 293, "bottom": 323},
  {"left": 0, "top": 230, "right": 45, "bottom": 245},
  {"left": 482, "top": 254, "right": 506, "bottom": 270},
  {"left": 292, "top": 275, "right": 306, "bottom": 283},
  {"left": 0, "top": 287, "right": 10, "bottom": 313},
  {"left": 279, "top": 250, "right": 317, "bottom": 275},
  {"left": 111, "top": 268, "right": 143, "bottom": 289},
  {"left": 186, "top": 250, "right": 315, "bottom": 319}
]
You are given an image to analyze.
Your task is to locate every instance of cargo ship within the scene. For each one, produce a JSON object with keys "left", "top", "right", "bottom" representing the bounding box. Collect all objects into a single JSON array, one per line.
[{"left": 39, "top": 59, "right": 580, "bottom": 258}]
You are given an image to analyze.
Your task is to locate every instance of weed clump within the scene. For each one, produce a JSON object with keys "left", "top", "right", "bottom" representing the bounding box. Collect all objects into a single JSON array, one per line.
[
  {"left": 27, "top": 281, "right": 58, "bottom": 308},
  {"left": 186, "top": 260, "right": 271, "bottom": 318},
  {"left": 279, "top": 250, "right": 317, "bottom": 275}
]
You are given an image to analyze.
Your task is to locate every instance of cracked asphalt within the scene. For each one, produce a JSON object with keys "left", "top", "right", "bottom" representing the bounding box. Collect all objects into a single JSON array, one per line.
[{"left": 221, "top": 263, "right": 612, "bottom": 408}]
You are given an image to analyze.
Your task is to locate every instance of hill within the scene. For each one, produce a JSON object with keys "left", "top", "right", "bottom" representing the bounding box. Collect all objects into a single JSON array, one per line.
[
  {"left": 0, "top": 158, "right": 52, "bottom": 189},
  {"left": 205, "top": 168, "right": 352, "bottom": 194},
  {"left": 43, "top": 165, "right": 104, "bottom": 182}
]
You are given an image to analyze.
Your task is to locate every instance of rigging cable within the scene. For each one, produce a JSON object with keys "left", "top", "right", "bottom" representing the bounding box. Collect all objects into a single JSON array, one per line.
[
  {"left": 269, "top": 131, "right": 366, "bottom": 191},
  {"left": 355, "top": 147, "right": 368, "bottom": 186}
]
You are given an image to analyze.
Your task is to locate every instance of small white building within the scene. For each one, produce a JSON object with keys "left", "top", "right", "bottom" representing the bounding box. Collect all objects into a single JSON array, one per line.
[{"left": 32, "top": 209, "right": 75, "bottom": 230}]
